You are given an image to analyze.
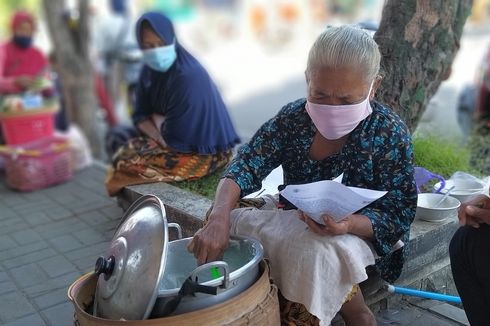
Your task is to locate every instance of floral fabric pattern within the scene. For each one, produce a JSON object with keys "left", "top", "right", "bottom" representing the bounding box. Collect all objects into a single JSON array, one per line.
[
  {"left": 224, "top": 99, "right": 417, "bottom": 282},
  {"left": 105, "top": 137, "right": 232, "bottom": 196}
]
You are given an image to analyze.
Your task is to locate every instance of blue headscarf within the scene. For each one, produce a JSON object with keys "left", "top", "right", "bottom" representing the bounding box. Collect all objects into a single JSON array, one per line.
[
  {"left": 133, "top": 11, "right": 240, "bottom": 154},
  {"left": 136, "top": 11, "right": 175, "bottom": 45}
]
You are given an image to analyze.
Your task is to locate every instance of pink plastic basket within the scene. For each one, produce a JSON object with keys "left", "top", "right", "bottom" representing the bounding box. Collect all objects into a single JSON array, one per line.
[
  {"left": 0, "top": 137, "right": 73, "bottom": 192},
  {"left": 0, "top": 106, "right": 57, "bottom": 145}
]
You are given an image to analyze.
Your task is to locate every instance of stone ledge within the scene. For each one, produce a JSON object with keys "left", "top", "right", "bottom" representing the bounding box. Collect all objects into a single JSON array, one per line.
[
  {"left": 118, "top": 183, "right": 460, "bottom": 306},
  {"left": 400, "top": 218, "right": 459, "bottom": 286},
  {"left": 119, "top": 182, "right": 212, "bottom": 238}
]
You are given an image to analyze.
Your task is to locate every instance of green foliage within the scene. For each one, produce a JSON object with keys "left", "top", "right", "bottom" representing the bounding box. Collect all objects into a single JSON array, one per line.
[
  {"left": 413, "top": 135, "right": 477, "bottom": 178},
  {"left": 172, "top": 168, "right": 224, "bottom": 200}
]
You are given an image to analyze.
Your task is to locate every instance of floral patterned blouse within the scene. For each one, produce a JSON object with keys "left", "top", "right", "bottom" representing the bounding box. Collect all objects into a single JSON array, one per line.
[{"left": 224, "top": 98, "right": 417, "bottom": 282}]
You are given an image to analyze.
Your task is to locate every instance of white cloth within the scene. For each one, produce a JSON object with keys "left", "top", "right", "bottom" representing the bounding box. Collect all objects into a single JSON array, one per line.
[{"left": 229, "top": 197, "right": 376, "bottom": 325}]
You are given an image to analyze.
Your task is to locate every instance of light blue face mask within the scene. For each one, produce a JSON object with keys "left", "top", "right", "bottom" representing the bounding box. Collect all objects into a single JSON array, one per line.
[{"left": 142, "top": 43, "right": 177, "bottom": 72}]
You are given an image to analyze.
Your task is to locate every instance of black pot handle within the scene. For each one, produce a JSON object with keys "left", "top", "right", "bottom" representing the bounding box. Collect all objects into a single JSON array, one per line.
[
  {"left": 155, "top": 261, "right": 230, "bottom": 317},
  {"left": 94, "top": 256, "right": 115, "bottom": 281},
  {"left": 157, "top": 276, "right": 220, "bottom": 316},
  {"left": 178, "top": 277, "right": 218, "bottom": 296}
]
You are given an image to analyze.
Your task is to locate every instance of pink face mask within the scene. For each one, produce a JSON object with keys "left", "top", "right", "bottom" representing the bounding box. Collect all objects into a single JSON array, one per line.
[{"left": 306, "top": 84, "right": 373, "bottom": 140}]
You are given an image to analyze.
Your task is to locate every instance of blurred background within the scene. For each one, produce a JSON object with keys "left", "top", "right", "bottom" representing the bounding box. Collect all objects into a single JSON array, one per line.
[{"left": 1, "top": 0, "right": 490, "bottom": 149}]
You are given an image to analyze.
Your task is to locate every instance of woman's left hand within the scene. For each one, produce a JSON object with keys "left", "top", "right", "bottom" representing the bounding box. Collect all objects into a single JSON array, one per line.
[
  {"left": 155, "top": 136, "right": 168, "bottom": 148},
  {"left": 299, "top": 211, "right": 351, "bottom": 236}
]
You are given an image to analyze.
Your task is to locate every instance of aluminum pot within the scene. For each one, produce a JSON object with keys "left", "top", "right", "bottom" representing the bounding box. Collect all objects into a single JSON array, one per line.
[
  {"left": 151, "top": 235, "right": 263, "bottom": 317},
  {"left": 93, "top": 195, "right": 263, "bottom": 321}
]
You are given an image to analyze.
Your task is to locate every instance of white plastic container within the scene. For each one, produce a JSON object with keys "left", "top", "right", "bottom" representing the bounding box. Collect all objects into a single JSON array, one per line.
[{"left": 434, "top": 179, "right": 486, "bottom": 203}]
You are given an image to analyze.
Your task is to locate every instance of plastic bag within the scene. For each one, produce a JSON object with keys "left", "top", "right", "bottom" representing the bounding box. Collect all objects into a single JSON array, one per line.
[
  {"left": 449, "top": 171, "right": 488, "bottom": 195},
  {"left": 55, "top": 124, "right": 93, "bottom": 171},
  {"left": 450, "top": 171, "right": 486, "bottom": 185},
  {"left": 435, "top": 171, "right": 489, "bottom": 203},
  {"left": 414, "top": 166, "right": 445, "bottom": 193}
]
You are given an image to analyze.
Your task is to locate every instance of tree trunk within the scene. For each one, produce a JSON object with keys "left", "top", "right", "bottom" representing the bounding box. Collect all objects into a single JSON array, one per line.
[
  {"left": 375, "top": 0, "right": 473, "bottom": 132},
  {"left": 42, "top": 0, "right": 102, "bottom": 157}
]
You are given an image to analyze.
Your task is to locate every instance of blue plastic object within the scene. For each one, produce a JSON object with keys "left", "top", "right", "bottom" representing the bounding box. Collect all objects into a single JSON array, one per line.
[
  {"left": 414, "top": 167, "right": 446, "bottom": 193},
  {"left": 387, "top": 285, "right": 461, "bottom": 304}
]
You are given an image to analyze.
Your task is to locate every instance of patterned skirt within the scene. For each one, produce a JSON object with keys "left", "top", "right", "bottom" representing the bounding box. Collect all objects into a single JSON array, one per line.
[{"left": 105, "top": 137, "right": 232, "bottom": 196}]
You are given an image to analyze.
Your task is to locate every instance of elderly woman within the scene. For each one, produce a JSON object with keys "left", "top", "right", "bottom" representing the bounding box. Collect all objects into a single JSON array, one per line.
[
  {"left": 105, "top": 12, "right": 240, "bottom": 196},
  {"left": 189, "top": 25, "right": 417, "bottom": 325}
]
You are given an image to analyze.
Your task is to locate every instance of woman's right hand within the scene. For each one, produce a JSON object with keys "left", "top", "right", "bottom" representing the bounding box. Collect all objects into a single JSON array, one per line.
[
  {"left": 14, "top": 75, "right": 35, "bottom": 89},
  {"left": 187, "top": 210, "right": 231, "bottom": 265},
  {"left": 137, "top": 119, "right": 167, "bottom": 147},
  {"left": 458, "top": 194, "right": 490, "bottom": 227},
  {"left": 187, "top": 179, "right": 240, "bottom": 265}
]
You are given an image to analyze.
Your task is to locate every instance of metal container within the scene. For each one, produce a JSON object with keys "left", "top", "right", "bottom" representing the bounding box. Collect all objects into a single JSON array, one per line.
[
  {"left": 93, "top": 195, "right": 263, "bottom": 321},
  {"left": 151, "top": 235, "right": 263, "bottom": 317},
  {"left": 68, "top": 260, "right": 279, "bottom": 326}
]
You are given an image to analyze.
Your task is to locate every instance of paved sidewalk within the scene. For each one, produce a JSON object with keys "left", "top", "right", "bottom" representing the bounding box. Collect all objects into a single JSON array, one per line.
[{"left": 0, "top": 163, "right": 121, "bottom": 326}]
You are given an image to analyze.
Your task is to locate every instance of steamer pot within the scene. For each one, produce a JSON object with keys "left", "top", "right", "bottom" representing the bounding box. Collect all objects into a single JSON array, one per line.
[{"left": 93, "top": 195, "right": 263, "bottom": 320}]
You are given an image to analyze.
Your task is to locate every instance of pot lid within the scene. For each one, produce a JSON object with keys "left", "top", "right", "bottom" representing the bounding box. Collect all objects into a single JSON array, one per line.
[{"left": 94, "top": 195, "right": 168, "bottom": 320}]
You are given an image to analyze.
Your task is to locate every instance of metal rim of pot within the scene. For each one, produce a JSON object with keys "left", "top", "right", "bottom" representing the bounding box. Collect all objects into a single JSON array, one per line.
[
  {"left": 157, "top": 235, "right": 263, "bottom": 296},
  {"left": 151, "top": 235, "right": 264, "bottom": 317}
]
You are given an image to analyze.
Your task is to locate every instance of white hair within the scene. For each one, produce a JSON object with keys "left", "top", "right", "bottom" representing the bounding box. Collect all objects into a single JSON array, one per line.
[{"left": 306, "top": 25, "right": 381, "bottom": 82}]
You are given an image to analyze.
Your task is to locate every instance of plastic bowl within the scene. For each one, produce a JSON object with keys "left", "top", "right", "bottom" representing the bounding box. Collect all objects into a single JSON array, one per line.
[
  {"left": 416, "top": 193, "right": 461, "bottom": 222},
  {"left": 434, "top": 179, "right": 485, "bottom": 203}
]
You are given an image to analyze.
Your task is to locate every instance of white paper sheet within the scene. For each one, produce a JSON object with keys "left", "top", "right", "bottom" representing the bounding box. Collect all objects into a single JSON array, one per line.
[
  {"left": 245, "top": 168, "right": 344, "bottom": 199},
  {"left": 280, "top": 176, "right": 387, "bottom": 224}
]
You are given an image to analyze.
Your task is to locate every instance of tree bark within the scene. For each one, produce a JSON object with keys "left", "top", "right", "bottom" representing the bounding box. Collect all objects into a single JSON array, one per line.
[
  {"left": 42, "top": 0, "right": 101, "bottom": 157},
  {"left": 375, "top": 0, "right": 473, "bottom": 132}
]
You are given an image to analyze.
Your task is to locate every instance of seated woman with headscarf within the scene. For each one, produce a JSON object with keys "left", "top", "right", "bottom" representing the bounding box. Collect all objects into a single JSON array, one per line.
[
  {"left": 105, "top": 12, "right": 240, "bottom": 196},
  {"left": 0, "top": 11, "right": 49, "bottom": 95},
  {"left": 188, "top": 25, "right": 417, "bottom": 325}
]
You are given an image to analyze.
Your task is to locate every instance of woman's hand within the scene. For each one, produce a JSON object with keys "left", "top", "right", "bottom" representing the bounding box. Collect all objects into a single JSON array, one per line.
[
  {"left": 187, "top": 210, "right": 231, "bottom": 265},
  {"left": 187, "top": 179, "right": 241, "bottom": 264},
  {"left": 458, "top": 194, "right": 490, "bottom": 227},
  {"left": 299, "top": 211, "right": 351, "bottom": 236},
  {"left": 299, "top": 211, "right": 374, "bottom": 239},
  {"left": 137, "top": 119, "right": 167, "bottom": 147},
  {"left": 150, "top": 114, "right": 167, "bottom": 148},
  {"left": 154, "top": 136, "right": 168, "bottom": 148},
  {"left": 14, "top": 75, "right": 35, "bottom": 89}
]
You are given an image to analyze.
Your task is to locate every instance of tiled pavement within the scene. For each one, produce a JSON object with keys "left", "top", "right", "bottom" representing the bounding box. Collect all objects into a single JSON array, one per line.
[
  {"left": 0, "top": 163, "right": 121, "bottom": 326},
  {"left": 0, "top": 163, "right": 470, "bottom": 325}
]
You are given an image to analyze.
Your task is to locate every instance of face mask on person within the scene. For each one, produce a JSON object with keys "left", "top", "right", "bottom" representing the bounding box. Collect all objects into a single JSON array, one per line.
[
  {"left": 142, "top": 43, "right": 177, "bottom": 72},
  {"left": 13, "top": 35, "right": 32, "bottom": 49},
  {"left": 306, "top": 83, "right": 374, "bottom": 140}
]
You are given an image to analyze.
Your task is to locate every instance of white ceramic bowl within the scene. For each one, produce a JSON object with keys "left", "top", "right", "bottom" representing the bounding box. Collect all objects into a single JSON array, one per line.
[
  {"left": 416, "top": 193, "right": 461, "bottom": 222},
  {"left": 434, "top": 179, "right": 485, "bottom": 203}
]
